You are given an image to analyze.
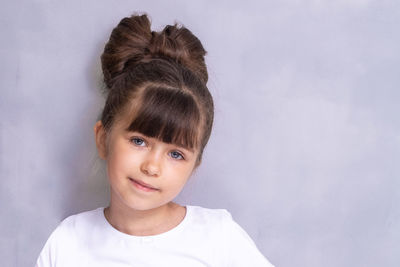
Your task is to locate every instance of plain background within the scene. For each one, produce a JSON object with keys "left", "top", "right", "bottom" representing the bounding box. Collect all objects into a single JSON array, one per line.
[{"left": 1, "top": 0, "right": 400, "bottom": 266}]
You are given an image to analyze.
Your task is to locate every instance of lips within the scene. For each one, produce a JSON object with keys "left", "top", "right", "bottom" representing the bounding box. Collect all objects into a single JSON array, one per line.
[{"left": 129, "top": 178, "right": 159, "bottom": 191}]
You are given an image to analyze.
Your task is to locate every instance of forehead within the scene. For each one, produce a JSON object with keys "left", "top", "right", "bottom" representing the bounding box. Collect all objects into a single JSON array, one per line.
[
  {"left": 113, "top": 86, "right": 203, "bottom": 150},
  {"left": 110, "top": 108, "right": 199, "bottom": 153}
]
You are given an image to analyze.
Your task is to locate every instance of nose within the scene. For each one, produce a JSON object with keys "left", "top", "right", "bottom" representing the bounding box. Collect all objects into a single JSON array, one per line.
[{"left": 140, "top": 149, "right": 161, "bottom": 177}]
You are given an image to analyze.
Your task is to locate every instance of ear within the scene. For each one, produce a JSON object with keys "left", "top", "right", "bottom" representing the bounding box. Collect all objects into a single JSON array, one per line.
[{"left": 94, "top": 120, "right": 107, "bottom": 160}]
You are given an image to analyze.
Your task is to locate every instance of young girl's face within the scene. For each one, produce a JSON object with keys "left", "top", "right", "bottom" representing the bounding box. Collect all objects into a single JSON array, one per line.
[{"left": 95, "top": 114, "right": 199, "bottom": 212}]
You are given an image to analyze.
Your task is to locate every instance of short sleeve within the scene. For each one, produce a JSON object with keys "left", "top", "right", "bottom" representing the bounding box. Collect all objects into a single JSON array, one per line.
[
  {"left": 35, "top": 224, "right": 63, "bottom": 267},
  {"left": 221, "top": 210, "right": 275, "bottom": 267},
  {"left": 35, "top": 218, "right": 77, "bottom": 267}
]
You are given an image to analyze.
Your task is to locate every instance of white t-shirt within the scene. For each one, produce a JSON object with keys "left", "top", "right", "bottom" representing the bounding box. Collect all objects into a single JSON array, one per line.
[{"left": 36, "top": 205, "right": 275, "bottom": 267}]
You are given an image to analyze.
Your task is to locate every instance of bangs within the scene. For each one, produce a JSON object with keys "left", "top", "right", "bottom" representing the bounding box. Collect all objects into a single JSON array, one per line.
[{"left": 125, "top": 86, "right": 201, "bottom": 150}]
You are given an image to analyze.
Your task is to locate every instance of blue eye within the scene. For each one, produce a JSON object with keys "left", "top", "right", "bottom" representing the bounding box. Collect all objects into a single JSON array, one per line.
[
  {"left": 131, "top": 137, "right": 146, "bottom": 146},
  {"left": 170, "top": 151, "right": 184, "bottom": 160}
]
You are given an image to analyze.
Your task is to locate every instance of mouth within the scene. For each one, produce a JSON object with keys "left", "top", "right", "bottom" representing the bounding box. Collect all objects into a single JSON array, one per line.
[{"left": 129, "top": 178, "right": 159, "bottom": 192}]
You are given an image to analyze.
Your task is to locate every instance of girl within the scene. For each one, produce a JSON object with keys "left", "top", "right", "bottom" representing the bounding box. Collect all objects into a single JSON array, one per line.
[{"left": 36, "top": 13, "right": 275, "bottom": 267}]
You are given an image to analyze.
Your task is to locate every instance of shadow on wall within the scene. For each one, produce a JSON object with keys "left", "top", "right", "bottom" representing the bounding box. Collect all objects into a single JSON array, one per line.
[{"left": 60, "top": 40, "right": 110, "bottom": 219}]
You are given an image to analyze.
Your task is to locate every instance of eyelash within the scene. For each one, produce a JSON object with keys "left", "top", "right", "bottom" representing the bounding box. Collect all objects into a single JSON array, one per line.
[
  {"left": 170, "top": 151, "right": 184, "bottom": 160},
  {"left": 130, "top": 137, "right": 185, "bottom": 160},
  {"left": 131, "top": 137, "right": 146, "bottom": 147}
]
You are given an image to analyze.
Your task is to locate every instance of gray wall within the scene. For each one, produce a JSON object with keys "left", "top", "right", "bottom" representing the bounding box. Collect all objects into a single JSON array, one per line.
[{"left": 1, "top": 0, "right": 399, "bottom": 266}]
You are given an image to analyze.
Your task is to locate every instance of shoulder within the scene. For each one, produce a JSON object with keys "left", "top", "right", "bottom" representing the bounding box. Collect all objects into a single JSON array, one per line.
[
  {"left": 59, "top": 207, "right": 104, "bottom": 231},
  {"left": 36, "top": 207, "right": 104, "bottom": 267},
  {"left": 187, "top": 205, "right": 232, "bottom": 222},
  {"left": 43, "top": 207, "right": 102, "bottom": 240},
  {"left": 187, "top": 205, "right": 249, "bottom": 235},
  {"left": 186, "top": 205, "right": 233, "bottom": 232},
  {"left": 43, "top": 206, "right": 104, "bottom": 245},
  {"left": 187, "top": 205, "right": 248, "bottom": 243},
  {"left": 188, "top": 205, "right": 275, "bottom": 267}
]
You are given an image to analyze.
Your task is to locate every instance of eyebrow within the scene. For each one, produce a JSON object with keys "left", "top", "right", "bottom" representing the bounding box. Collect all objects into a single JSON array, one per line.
[
  {"left": 178, "top": 145, "right": 195, "bottom": 153},
  {"left": 166, "top": 142, "right": 196, "bottom": 154}
]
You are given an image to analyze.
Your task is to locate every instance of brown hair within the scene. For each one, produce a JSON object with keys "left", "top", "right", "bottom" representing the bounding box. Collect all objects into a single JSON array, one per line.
[{"left": 99, "top": 13, "right": 214, "bottom": 165}]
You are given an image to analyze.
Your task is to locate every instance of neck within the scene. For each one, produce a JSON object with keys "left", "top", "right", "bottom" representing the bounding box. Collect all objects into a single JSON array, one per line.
[{"left": 104, "top": 198, "right": 183, "bottom": 236}]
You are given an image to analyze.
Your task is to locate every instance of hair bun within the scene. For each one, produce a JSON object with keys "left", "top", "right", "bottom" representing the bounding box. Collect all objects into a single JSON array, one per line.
[
  {"left": 148, "top": 24, "right": 208, "bottom": 83},
  {"left": 101, "top": 13, "right": 208, "bottom": 89}
]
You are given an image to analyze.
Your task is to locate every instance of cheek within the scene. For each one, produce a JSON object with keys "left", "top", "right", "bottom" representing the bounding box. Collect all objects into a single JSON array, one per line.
[
  {"left": 165, "top": 164, "right": 194, "bottom": 187},
  {"left": 106, "top": 146, "right": 139, "bottom": 179}
]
